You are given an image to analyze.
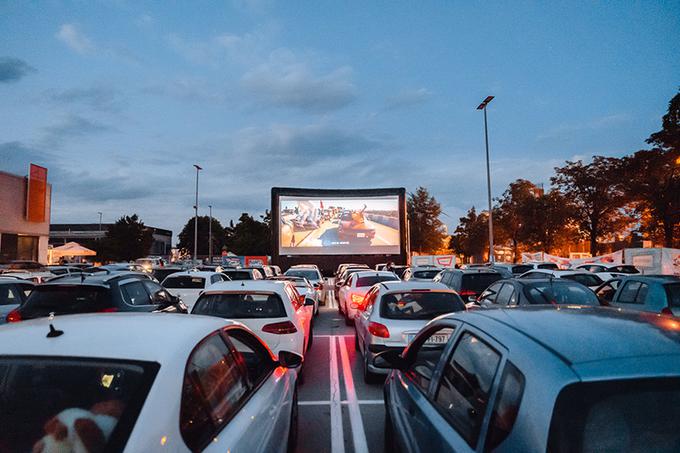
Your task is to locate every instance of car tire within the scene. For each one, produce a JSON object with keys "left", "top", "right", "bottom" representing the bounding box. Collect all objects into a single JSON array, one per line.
[
  {"left": 363, "top": 353, "right": 381, "bottom": 384},
  {"left": 287, "top": 386, "right": 299, "bottom": 453},
  {"left": 384, "top": 408, "right": 399, "bottom": 453}
]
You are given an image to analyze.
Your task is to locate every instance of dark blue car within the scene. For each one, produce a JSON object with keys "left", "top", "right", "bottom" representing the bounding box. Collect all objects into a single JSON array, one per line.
[{"left": 378, "top": 306, "right": 680, "bottom": 452}]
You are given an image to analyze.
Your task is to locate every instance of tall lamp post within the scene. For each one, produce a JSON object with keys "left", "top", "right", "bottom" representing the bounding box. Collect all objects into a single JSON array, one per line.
[
  {"left": 97, "top": 212, "right": 102, "bottom": 239},
  {"left": 208, "top": 205, "right": 213, "bottom": 264},
  {"left": 477, "top": 95, "right": 495, "bottom": 263},
  {"left": 193, "top": 164, "right": 202, "bottom": 263}
]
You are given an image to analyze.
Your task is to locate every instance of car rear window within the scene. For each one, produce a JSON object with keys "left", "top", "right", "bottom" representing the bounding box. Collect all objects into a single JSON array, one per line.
[
  {"left": 511, "top": 265, "right": 533, "bottom": 274},
  {"left": 223, "top": 271, "right": 252, "bottom": 280},
  {"left": 380, "top": 291, "right": 465, "bottom": 320},
  {"left": 412, "top": 270, "right": 440, "bottom": 280},
  {"left": 0, "top": 356, "right": 158, "bottom": 452},
  {"left": 22, "top": 285, "right": 111, "bottom": 317},
  {"left": 537, "top": 263, "right": 559, "bottom": 270},
  {"left": 524, "top": 281, "right": 599, "bottom": 306},
  {"left": 285, "top": 269, "right": 320, "bottom": 281},
  {"left": 356, "top": 274, "right": 398, "bottom": 287},
  {"left": 192, "top": 293, "right": 287, "bottom": 318},
  {"left": 152, "top": 269, "right": 181, "bottom": 282},
  {"left": 461, "top": 273, "right": 503, "bottom": 293},
  {"left": 162, "top": 276, "right": 205, "bottom": 289},
  {"left": 562, "top": 273, "right": 603, "bottom": 287},
  {"left": 666, "top": 283, "right": 680, "bottom": 308},
  {"left": 609, "top": 265, "right": 639, "bottom": 274},
  {"left": 548, "top": 378, "right": 680, "bottom": 452}
]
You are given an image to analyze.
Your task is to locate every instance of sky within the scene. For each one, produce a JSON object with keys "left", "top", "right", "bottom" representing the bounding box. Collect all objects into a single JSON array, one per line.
[{"left": 1, "top": 0, "right": 678, "bottom": 242}]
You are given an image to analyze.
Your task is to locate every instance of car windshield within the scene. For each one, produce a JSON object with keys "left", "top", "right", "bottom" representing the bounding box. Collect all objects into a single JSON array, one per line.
[
  {"left": 412, "top": 270, "right": 440, "bottom": 279},
  {"left": 356, "top": 274, "right": 398, "bottom": 287},
  {"left": 192, "top": 292, "right": 287, "bottom": 318},
  {"left": 610, "top": 265, "right": 639, "bottom": 274},
  {"left": 511, "top": 265, "right": 533, "bottom": 274},
  {"left": 285, "top": 269, "right": 320, "bottom": 281},
  {"left": 0, "top": 356, "right": 158, "bottom": 452},
  {"left": 162, "top": 276, "right": 205, "bottom": 289},
  {"left": 223, "top": 271, "right": 252, "bottom": 280},
  {"left": 461, "top": 273, "right": 503, "bottom": 293},
  {"left": 152, "top": 268, "right": 181, "bottom": 281},
  {"left": 548, "top": 378, "right": 680, "bottom": 452},
  {"left": 380, "top": 291, "right": 465, "bottom": 320},
  {"left": 525, "top": 281, "right": 599, "bottom": 305},
  {"left": 666, "top": 283, "right": 680, "bottom": 308},
  {"left": 537, "top": 263, "right": 559, "bottom": 270},
  {"left": 562, "top": 273, "right": 603, "bottom": 287},
  {"left": 23, "top": 285, "right": 111, "bottom": 317}
]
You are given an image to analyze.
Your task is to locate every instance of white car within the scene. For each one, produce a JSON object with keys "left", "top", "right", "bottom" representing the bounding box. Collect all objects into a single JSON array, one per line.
[
  {"left": 338, "top": 271, "right": 400, "bottom": 325},
  {"left": 191, "top": 280, "right": 315, "bottom": 358},
  {"left": 353, "top": 281, "right": 466, "bottom": 383},
  {"left": 519, "top": 269, "right": 604, "bottom": 289},
  {"left": 401, "top": 266, "right": 442, "bottom": 282},
  {"left": 284, "top": 266, "right": 326, "bottom": 305},
  {"left": 271, "top": 276, "right": 320, "bottom": 316},
  {"left": 573, "top": 263, "right": 640, "bottom": 281},
  {"left": 161, "top": 271, "right": 229, "bottom": 311},
  {"left": 0, "top": 313, "right": 301, "bottom": 452}
]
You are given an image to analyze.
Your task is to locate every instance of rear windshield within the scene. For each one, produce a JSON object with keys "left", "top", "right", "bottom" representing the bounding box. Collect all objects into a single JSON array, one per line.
[
  {"left": 412, "top": 270, "right": 440, "bottom": 280},
  {"left": 610, "top": 265, "right": 639, "bottom": 274},
  {"left": 162, "top": 276, "right": 205, "bottom": 289},
  {"left": 0, "top": 357, "right": 158, "bottom": 452},
  {"left": 152, "top": 269, "right": 181, "bottom": 281},
  {"left": 192, "top": 293, "right": 287, "bottom": 318},
  {"left": 524, "top": 281, "right": 599, "bottom": 306},
  {"left": 356, "top": 274, "right": 398, "bottom": 287},
  {"left": 461, "top": 273, "right": 503, "bottom": 293},
  {"left": 548, "top": 378, "right": 680, "bottom": 452},
  {"left": 380, "top": 291, "right": 465, "bottom": 320},
  {"left": 22, "top": 285, "right": 111, "bottom": 317},
  {"left": 562, "top": 273, "right": 603, "bottom": 287},
  {"left": 511, "top": 265, "right": 533, "bottom": 274},
  {"left": 223, "top": 271, "right": 252, "bottom": 280},
  {"left": 666, "top": 283, "right": 680, "bottom": 308},
  {"left": 537, "top": 263, "right": 559, "bottom": 270},
  {"left": 285, "top": 269, "right": 320, "bottom": 281}
]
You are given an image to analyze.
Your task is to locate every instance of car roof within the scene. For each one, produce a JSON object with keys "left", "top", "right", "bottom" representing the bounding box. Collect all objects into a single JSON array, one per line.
[
  {"left": 378, "top": 281, "right": 451, "bottom": 292},
  {"left": 163, "top": 271, "right": 219, "bottom": 278},
  {"left": 446, "top": 307, "right": 680, "bottom": 365},
  {"left": 203, "top": 279, "right": 291, "bottom": 294},
  {"left": 40, "top": 271, "right": 148, "bottom": 286},
  {"left": 616, "top": 274, "right": 680, "bottom": 283},
  {"left": 0, "top": 313, "right": 235, "bottom": 363},
  {"left": 0, "top": 278, "right": 34, "bottom": 285},
  {"left": 450, "top": 268, "right": 502, "bottom": 275},
  {"left": 353, "top": 270, "right": 399, "bottom": 277}
]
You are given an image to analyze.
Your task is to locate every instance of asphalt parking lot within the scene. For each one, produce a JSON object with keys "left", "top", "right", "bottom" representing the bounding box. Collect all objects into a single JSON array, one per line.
[{"left": 296, "top": 294, "right": 385, "bottom": 453}]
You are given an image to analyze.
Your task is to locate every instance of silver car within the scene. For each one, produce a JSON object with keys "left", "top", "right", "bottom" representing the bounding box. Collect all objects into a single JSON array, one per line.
[
  {"left": 354, "top": 281, "right": 465, "bottom": 383},
  {"left": 402, "top": 266, "right": 443, "bottom": 282},
  {"left": 0, "top": 278, "right": 34, "bottom": 324}
]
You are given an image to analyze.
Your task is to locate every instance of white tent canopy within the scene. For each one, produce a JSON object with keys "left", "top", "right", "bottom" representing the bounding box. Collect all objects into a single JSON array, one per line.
[{"left": 49, "top": 242, "right": 96, "bottom": 264}]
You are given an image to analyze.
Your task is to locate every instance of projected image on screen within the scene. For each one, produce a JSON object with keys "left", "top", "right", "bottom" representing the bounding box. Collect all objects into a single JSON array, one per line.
[{"left": 279, "top": 196, "right": 400, "bottom": 255}]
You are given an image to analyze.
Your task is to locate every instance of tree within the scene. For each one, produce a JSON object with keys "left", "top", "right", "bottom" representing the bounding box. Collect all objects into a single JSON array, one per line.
[
  {"left": 407, "top": 187, "right": 447, "bottom": 254},
  {"left": 551, "top": 157, "right": 626, "bottom": 255},
  {"left": 450, "top": 207, "right": 488, "bottom": 262},
  {"left": 494, "top": 179, "right": 536, "bottom": 262},
  {"left": 647, "top": 91, "right": 680, "bottom": 152},
  {"left": 99, "top": 214, "right": 152, "bottom": 262},
  {"left": 225, "top": 212, "right": 271, "bottom": 256},
  {"left": 526, "top": 189, "right": 575, "bottom": 254},
  {"left": 177, "top": 216, "right": 226, "bottom": 257}
]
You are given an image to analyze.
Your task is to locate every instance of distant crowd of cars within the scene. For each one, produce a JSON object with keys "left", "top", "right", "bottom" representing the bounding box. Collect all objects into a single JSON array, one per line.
[{"left": 1, "top": 256, "right": 679, "bottom": 452}]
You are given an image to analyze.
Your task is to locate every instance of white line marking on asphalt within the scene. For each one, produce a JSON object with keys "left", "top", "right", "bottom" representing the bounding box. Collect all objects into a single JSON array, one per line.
[
  {"left": 338, "top": 336, "right": 369, "bottom": 453},
  {"left": 317, "top": 334, "right": 354, "bottom": 338},
  {"left": 329, "top": 336, "right": 344, "bottom": 453},
  {"left": 299, "top": 400, "right": 384, "bottom": 406},
  {"left": 356, "top": 400, "right": 384, "bottom": 405}
]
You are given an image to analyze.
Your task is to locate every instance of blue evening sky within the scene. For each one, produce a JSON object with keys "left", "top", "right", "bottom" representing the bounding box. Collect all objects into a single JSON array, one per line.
[{"left": 1, "top": 0, "right": 678, "bottom": 239}]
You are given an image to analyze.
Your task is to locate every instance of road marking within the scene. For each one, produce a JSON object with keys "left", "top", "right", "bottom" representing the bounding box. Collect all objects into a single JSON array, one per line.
[
  {"left": 338, "top": 336, "right": 369, "bottom": 453},
  {"left": 329, "top": 335, "right": 344, "bottom": 453},
  {"left": 317, "top": 334, "right": 354, "bottom": 338},
  {"left": 299, "top": 400, "right": 384, "bottom": 406}
]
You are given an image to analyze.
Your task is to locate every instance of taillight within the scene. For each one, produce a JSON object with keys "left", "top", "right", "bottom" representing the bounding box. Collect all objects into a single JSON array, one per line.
[
  {"left": 6, "top": 309, "right": 21, "bottom": 323},
  {"left": 262, "top": 321, "right": 298, "bottom": 335},
  {"left": 459, "top": 290, "right": 476, "bottom": 297},
  {"left": 368, "top": 321, "right": 390, "bottom": 338},
  {"left": 99, "top": 307, "right": 118, "bottom": 313},
  {"left": 350, "top": 293, "right": 365, "bottom": 305}
]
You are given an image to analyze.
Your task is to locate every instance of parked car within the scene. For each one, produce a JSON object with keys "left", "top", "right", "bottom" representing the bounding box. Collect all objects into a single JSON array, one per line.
[
  {"left": 161, "top": 271, "right": 230, "bottom": 311},
  {"left": 519, "top": 269, "right": 604, "bottom": 289},
  {"left": 574, "top": 262, "right": 640, "bottom": 281},
  {"left": 151, "top": 265, "right": 186, "bottom": 283},
  {"left": 270, "top": 265, "right": 283, "bottom": 276},
  {"left": 222, "top": 268, "right": 264, "bottom": 280},
  {"left": 335, "top": 267, "right": 371, "bottom": 299},
  {"left": 0, "top": 270, "right": 55, "bottom": 283},
  {"left": 476, "top": 278, "right": 601, "bottom": 308},
  {"left": 378, "top": 306, "right": 680, "bottom": 452},
  {"left": 284, "top": 266, "right": 326, "bottom": 304},
  {"left": 402, "top": 266, "right": 442, "bottom": 282},
  {"left": 335, "top": 263, "right": 369, "bottom": 277},
  {"left": 337, "top": 270, "right": 400, "bottom": 324},
  {"left": 434, "top": 269, "right": 504, "bottom": 303},
  {"left": 270, "top": 276, "right": 320, "bottom": 316},
  {"left": 5, "top": 272, "right": 186, "bottom": 323},
  {"left": 135, "top": 257, "right": 164, "bottom": 271},
  {"left": 354, "top": 281, "right": 465, "bottom": 383},
  {"left": 191, "top": 280, "right": 315, "bottom": 359},
  {"left": 595, "top": 275, "right": 680, "bottom": 316},
  {"left": 488, "top": 263, "right": 534, "bottom": 278},
  {"left": 86, "top": 263, "right": 149, "bottom": 274},
  {"left": 524, "top": 261, "right": 560, "bottom": 270},
  {"left": 0, "top": 277, "right": 34, "bottom": 325},
  {"left": 0, "top": 313, "right": 301, "bottom": 452},
  {"left": 245, "top": 265, "right": 275, "bottom": 278},
  {"left": 45, "top": 265, "right": 87, "bottom": 277}
]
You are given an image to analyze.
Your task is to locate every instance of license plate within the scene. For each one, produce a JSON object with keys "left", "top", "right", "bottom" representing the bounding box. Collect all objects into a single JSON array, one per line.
[
  {"left": 407, "top": 333, "right": 449, "bottom": 344},
  {"left": 357, "top": 233, "right": 365, "bottom": 238}
]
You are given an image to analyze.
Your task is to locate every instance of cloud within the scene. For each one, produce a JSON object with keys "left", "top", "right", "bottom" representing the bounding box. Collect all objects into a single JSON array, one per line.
[
  {"left": 241, "top": 50, "right": 357, "bottom": 113},
  {"left": 143, "top": 77, "right": 231, "bottom": 103},
  {"left": 536, "top": 114, "right": 631, "bottom": 142},
  {"left": 0, "top": 142, "right": 52, "bottom": 174},
  {"left": 165, "top": 28, "right": 271, "bottom": 66},
  {"left": 385, "top": 87, "right": 432, "bottom": 110},
  {"left": 0, "top": 57, "right": 36, "bottom": 83},
  {"left": 42, "top": 114, "right": 115, "bottom": 146},
  {"left": 48, "top": 85, "right": 122, "bottom": 111},
  {"left": 56, "top": 24, "right": 96, "bottom": 54}
]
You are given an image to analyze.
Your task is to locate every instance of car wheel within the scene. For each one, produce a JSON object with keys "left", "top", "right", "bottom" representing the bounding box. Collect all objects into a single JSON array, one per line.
[
  {"left": 384, "top": 408, "right": 399, "bottom": 453},
  {"left": 287, "top": 387, "right": 299, "bottom": 453},
  {"left": 363, "top": 353, "right": 381, "bottom": 384}
]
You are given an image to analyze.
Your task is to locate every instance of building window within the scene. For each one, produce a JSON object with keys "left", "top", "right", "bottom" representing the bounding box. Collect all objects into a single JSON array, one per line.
[{"left": 0, "top": 234, "right": 38, "bottom": 261}]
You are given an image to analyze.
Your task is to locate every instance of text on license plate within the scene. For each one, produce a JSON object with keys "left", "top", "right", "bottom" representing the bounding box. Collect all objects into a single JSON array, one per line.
[
  {"left": 357, "top": 233, "right": 365, "bottom": 238},
  {"left": 407, "top": 333, "right": 449, "bottom": 344}
]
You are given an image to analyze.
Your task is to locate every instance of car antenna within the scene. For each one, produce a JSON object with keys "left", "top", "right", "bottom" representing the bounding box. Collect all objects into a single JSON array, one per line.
[{"left": 46, "top": 312, "right": 64, "bottom": 338}]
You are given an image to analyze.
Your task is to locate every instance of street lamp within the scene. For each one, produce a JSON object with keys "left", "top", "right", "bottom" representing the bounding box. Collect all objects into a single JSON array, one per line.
[
  {"left": 477, "top": 95, "right": 495, "bottom": 263},
  {"left": 193, "top": 164, "right": 202, "bottom": 263},
  {"left": 97, "top": 212, "right": 102, "bottom": 239},
  {"left": 208, "top": 205, "right": 213, "bottom": 264}
]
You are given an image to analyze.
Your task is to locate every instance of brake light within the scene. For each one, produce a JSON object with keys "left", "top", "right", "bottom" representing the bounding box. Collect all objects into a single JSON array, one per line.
[
  {"left": 6, "top": 309, "right": 21, "bottom": 323},
  {"left": 98, "top": 307, "right": 118, "bottom": 313},
  {"left": 262, "top": 321, "right": 298, "bottom": 335},
  {"left": 368, "top": 321, "right": 390, "bottom": 338},
  {"left": 459, "top": 290, "right": 476, "bottom": 297}
]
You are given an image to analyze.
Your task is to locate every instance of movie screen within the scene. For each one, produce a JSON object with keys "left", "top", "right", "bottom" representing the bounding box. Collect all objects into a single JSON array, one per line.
[{"left": 279, "top": 196, "right": 400, "bottom": 255}]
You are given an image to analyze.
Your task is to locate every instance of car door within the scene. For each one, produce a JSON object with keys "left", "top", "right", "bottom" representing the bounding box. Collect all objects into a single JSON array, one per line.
[
  {"left": 357, "top": 287, "right": 379, "bottom": 353},
  {"left": 338, "top": 274, "right": 353, "bottom": 312},
  {"left": 285, "top": 284, "right": 311, "bottom": 349},
  {"left": 494, "top": 283, "right": 517, "bottom": 307},
  {"left": 610, "top": 280, "right": 649, "bottom": 312},
  {"left": 119, "top": 279, "right": 154, "bottom": 312},
  {"left": 478, "top": 282, "right": 503, "bottom": 308},
  {"left": 595, "top": 279, "right": 621, "bottom": 305}
]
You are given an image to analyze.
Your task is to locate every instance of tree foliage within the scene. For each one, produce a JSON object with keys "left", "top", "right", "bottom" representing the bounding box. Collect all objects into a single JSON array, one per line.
[
  {"left": 177, "top": 216, "right": 226, "bottom": 257},
  {"left": 407, "top": 187, "right": 447, "bottom": 254},
  {"left": 450, "top": 207, "right": 488, "bottom": 261},
  {"left": 99, "top": 214, "right": 152, "bottom": 262},
  {"left": 224, "top": 212, "right": 271, "bottom": 256}
]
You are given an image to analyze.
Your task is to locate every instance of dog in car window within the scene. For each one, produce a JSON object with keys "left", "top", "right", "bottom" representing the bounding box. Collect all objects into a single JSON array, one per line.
[{"left": 32, "top": 400, "right": 124, "bottom": 453}]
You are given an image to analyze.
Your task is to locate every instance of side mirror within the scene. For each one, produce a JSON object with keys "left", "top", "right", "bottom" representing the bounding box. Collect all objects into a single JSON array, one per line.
[
  {"left": 372, "top": 349, "right": 406, "bottom": 370},
  {"left": 278, "top": 350, "right": 303, "bottom": 369},
  {"left": 304, "top": 297, "right": 315, "bottom": 306}
]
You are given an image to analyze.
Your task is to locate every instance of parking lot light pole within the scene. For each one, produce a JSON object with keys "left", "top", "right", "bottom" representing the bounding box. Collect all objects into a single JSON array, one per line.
[
  {"left": 97, "top": 212, "right": 102, "bottom": 239},
  {"left": 208, "top": 205, "right": 213, "bottom": 264},
  {"left": 477, "top": 96, "right": 495, "bottom": 263},
  {"left": 193, "top": 164, "right": 202, "bottom": 263}
]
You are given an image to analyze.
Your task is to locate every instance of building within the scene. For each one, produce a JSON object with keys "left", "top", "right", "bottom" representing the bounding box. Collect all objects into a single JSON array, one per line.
[
  {"left": 50, "top": 223, "right": 172, "bottom": 257},
  {"left": 0, "top": 167, "right": 52, "bottom": 263}
]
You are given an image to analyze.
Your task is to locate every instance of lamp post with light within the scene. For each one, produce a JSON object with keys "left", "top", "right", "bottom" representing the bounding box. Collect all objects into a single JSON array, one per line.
[
  {"left": 193, "top": 164, "right": 202, "bottom": 263},
  {"left": 477, "top": 95, "right": 495, "bottom": 263}
]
